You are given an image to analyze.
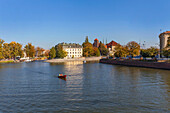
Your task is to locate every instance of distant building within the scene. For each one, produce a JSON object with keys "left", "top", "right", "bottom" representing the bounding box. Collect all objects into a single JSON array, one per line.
[
  {"left": 106, "top": 40, "right": 119, "bottom": 56},
  {"left": 93, "top": 38, "right": 99, "bottom": 48},
  {"left": 159, "top": 31, "right": 170, "bottom": 55},
  {"left": 60, "top": 43, "right": 83, "bottom": 59}
]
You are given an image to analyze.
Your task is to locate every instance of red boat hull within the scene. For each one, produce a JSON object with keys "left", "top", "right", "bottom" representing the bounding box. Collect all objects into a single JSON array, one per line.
[{"left": 58, "top": 75, "right": 67, "bottom": 78}]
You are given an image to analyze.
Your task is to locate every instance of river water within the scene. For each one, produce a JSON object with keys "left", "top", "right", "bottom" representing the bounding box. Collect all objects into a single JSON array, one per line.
[{"left": 0, "top": 61, "right": 169, "bottom": 112}]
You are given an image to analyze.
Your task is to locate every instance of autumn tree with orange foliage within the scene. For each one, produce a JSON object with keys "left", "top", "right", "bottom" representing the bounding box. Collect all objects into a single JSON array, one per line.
[
  {"left": 93, "top": 47, "right": 100, "bottom": 56},
  {"left": 126, "top": 41, "right": 140, "bottom": 57},
  {"left": 25, "top": 43, "right": 36, "bottom": 58},
  {"left": 36, "top": 47, "right": 45, "bottom": 57},
  {"left": 114, "top": 45, "right": 128, "bottom": 58},
  {"left": 82, "top": 36, "right": 94, "bottom": 57},
  {"left": 8, "top": 41, "right": 24, "bottom": 59}
]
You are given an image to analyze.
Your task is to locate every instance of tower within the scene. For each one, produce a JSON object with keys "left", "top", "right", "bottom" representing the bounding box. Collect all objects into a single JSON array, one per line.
[
  {"left": 159, "top": 31, "right": 170, "bottom": 57},
  {"left": 93, "top": 38, "right": 99, "bottom": 48}
]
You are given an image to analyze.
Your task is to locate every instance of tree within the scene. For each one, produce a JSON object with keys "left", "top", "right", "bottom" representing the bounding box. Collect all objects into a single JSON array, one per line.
[
  {"left": 44, "top": 50, "right": 50, "bottom": 58},
  {"left": 85, "top": 36, "right": 89, "bottom": 43},
  {"left": 25, "top": 43, "right": 36, "bottom": 57},
  {"left": 163, "top": 49, "right": 170, "bottom": 58},
  {"left": 0, "top": 39, "right": 4, "bottom": 59},
  {"left": 36, "top": 47, "right": 45, "bottom": 57},
  {"left": 3, "top": 43, "right": 11, "bottom": 59},
  {"left": 140, "top": 47, "right": 159, "bottom": 58},
  {"left": 7, "top": 42, "right": 23, "bottom": 59},
  {"left": 114, "top": 45, "right": 128, "bottom": 58},
  {"left": 82, "top": 37, "right": 94, "bottom": 57},
  {"left": 55, "top": 44, "right": 67, "bottom": 58},
  {"left": 98, "top": 41, "right": 108, "bottom": 56},
  {"left": 147, "top": 47, "right": 159, "bottom": 58},
  {"left": 126, "top": 41, "right": 140, "bottom": 57},
  {"left": 49, "top": 47, "right": 56, "bottom": 59},
  {"left": 93, "top": 47, "right": 100, "bottom": 56},
  {"left": 140, "top": 49, "right": 149, "bottom": 58}
]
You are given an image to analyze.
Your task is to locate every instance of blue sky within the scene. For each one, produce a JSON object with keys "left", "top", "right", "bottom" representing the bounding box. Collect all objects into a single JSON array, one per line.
[{"left": 0, "top": 0, "right": 170, "bottom": 49}]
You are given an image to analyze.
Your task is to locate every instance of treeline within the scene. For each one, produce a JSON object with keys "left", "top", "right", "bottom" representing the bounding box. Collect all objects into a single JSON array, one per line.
[
  {"left": 114, "top": 41, "right": 169, "bottom": 58},
  {"left": 0, "top": 39, "right": 49, "bottom": 60},
  {"left": 114, "top": 41, "right": 140, "bottom": 58},
  {"left": 113, "top": 41, "right": 160, "bottom": 58}
]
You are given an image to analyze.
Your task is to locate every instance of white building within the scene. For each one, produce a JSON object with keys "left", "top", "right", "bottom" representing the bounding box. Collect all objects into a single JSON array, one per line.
[{"left": 60, "top": 43, "right": 83, "bottom": 59}]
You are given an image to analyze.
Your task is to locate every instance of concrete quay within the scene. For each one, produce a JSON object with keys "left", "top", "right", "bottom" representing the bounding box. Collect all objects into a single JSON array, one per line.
[
  {"left": 100, "top": 59, "right": 170, "bottom": 70},
  {"left": 45, "top": 57, "right": 102, "bottom": 63}
]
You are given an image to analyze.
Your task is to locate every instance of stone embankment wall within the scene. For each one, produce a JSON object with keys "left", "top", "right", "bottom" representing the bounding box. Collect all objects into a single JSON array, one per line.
[
  {"left": 100, "top": 59, "right": 170, "bottom": 70},
  {"left": 46, "top": 57, "right": 102, "bottom": 63}
]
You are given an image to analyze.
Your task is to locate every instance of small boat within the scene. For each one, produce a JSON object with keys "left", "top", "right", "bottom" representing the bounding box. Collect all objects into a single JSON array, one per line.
[
  {"left": 25, "top": 59, "right": 32, "bottom": 62},
  {"left": 58, "top": 74, "right": 67, "bottom": 78}
]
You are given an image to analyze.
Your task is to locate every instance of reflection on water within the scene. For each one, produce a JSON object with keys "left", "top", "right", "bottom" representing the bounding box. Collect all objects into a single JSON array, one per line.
[{"left": 0, "top": 61, "right": 169, "bottom": 112}]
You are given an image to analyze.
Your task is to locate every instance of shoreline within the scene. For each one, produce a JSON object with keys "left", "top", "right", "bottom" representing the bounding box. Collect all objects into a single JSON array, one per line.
[
  {"left": 100, "top": 59, "right": 170, "bottom": 70},
  {"left": 45, "top": 57, "right": 102, "bottom": 63}
]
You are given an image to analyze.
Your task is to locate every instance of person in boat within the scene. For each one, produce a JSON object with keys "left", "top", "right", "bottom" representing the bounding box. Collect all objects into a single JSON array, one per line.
[{"left": 59, "top": 74, "right": 63, "bottom": 76}]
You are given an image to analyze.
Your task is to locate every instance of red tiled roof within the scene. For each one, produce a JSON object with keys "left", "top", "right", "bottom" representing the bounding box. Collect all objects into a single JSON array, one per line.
[
  {"left": 164, "top": 31, "right": 170, "bottom": 34},
  {"left": 159, "top": 31, "right": 170, "bottom": 37},
  {"left": 94, "top": 38, "right": 99, "bottom": 41},
  {"left": 106, "top": 40, "right": 118, "bottom": 47}
]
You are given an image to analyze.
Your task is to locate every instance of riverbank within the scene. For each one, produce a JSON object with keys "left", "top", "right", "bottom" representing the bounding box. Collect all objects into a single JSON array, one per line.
[
  {"left": 0, "top": 60, "right": 14, "bottom": 63},
  {"left": 45, "top": 57, "right": 102, "bottom": 63},
  {"left": 100, "top": 59, "right": 170, "bottom": 70}
]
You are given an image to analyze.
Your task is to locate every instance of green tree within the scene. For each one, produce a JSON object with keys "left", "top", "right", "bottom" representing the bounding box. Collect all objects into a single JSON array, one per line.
[
  {"left": 85, "top": 36, "right": 89, "bottom": 43},
  {"left": 7, "top": 42, "right": 23, "bottom": 59},
  {"left": 82, "top": 37, "right": 94, "bottom": 57},
  {"left": 98, "top": 41, "right": 108, "bottom": 56},
  {"left": 49, "top": 47, "right": 56, "bottom": 59},
  {"left": 3, "top": 43, "right": 11, "bottom": 59},
  {"left": 163, "top": 49, "right": 170, "bottom": 58},
  {"left": 126, "top": 41, "right": 140, "bottom": 57},
  {"left": 25, "top": 43, "right": 36, "bottom": 57},
  {"left": 93, "top": 47, "right": 100, "bottom": 56},
  {"left": 140, "top": 47, "right": 159, "bottom": 58},
  {"left": 140, "top": 49, "right": 149, "bottom": 58},
  {"left": 147, "top": 47, "right": 159, "bottom": 58},
  {"left": 0, "top": 39, "right": 4, "bottom": 59},
  {"left": 114, "top": 45, "right": 128, "bottom": 57},
  {"left": 55, "top": 44, "right": 67, "bottom": 58}
]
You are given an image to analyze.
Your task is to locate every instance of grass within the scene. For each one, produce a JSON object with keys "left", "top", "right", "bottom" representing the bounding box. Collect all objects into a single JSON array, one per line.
[{"left": 0, "top": 60, "right": 14, "bottom": 63}]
